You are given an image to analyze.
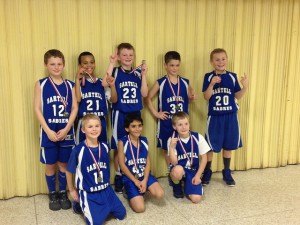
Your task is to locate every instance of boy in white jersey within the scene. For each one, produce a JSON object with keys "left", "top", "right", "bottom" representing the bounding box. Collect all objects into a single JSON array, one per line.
[{"left": 168, "top": 112, "right": 210, "bottom": 202}]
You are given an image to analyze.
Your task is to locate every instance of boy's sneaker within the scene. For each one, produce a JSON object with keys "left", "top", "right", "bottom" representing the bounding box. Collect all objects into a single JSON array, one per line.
[
  {"left": 72, "top": 201, "right": 83, "bottom": 214},
  {"left": 114, "top": 175, "right": 123, "bottom": 193},
  {"left": 172, "top": 180, "right": 184, "bottom": 198},
  {"left": 59, "top": 190, "right": 71, "bottom": 209},
  {"left": 49, "top": 191, "right": 61, "bottom": 211},
  {"left": 201, "top": 169, "right": 212, "bottom": 186},
  {"left": 222, "top": 169, "right": 236, "bottom": 187}
]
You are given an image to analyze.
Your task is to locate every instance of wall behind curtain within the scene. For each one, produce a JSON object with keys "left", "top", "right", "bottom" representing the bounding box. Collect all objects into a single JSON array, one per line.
[{"left": 0, "top": 0, "right": 299, "bottom": 199}]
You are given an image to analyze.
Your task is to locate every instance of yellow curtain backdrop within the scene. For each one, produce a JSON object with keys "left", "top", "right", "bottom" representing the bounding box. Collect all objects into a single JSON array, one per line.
[{"left": 0, "top": 0, "right": 299, "bottom": 199}]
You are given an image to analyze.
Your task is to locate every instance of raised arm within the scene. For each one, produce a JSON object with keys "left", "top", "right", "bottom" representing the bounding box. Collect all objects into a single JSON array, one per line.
[
  {"left": 235, "top": 74, "right": 249, "bottom": 100},
  {"left": 203, "top": 76, "right": 221, "bottom": 101},
  {"left": 140, "top": 63, "right": 148, "bottom": 97},
  {"left": 74, "top": 66, "right": 85, "bottom": 103}
]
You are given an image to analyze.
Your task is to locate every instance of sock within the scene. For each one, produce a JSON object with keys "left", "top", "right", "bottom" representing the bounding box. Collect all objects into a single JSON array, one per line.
[
  {"left": 223, "top": 157, "right": 231, "bottom": 170},
  {"left": 45, "top": 174, "right": 56, "bottom": 192},
  {"left": 205, "top": 161, "right": 212, "bottom": 171},
  {"left": 58, "top": 171, "right": 67, "bottom": 191}
]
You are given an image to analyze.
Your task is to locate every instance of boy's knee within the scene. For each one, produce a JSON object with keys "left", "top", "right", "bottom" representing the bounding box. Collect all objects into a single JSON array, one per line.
[
  {"left": 133, "top": 204, "right": 145, "bottom": 213},
  {"left": 189, "top": 195, "right": 202, "bottom": 204},
  {"left": 171, "top": 166, "right": 184, "bottom": 180},
  {"left": 154, "top": 189, "right": 164, "bottom": 200}
]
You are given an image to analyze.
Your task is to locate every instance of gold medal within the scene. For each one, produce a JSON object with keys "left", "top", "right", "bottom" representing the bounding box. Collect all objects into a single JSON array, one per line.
[
  {"left": 97, "top": 174, "right": 103, "bottom": 183},
  {"left": 134, "top": 173, "right": 139, "bottom": 179},
  {"left": 64, "top": 111, "right": 69, "bottom": 117}
]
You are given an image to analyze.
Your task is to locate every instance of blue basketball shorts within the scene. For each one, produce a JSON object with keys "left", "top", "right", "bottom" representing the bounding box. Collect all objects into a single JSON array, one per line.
[
  {"left": 79, "top": 186, "right": 126, "bottom": 225},
  {"left": 111, "top": 110, "right": 141, "bottom": 150},
  {"left": 122, "top": 174, "right": 158, "bottom": 200},
  {"left": 76, "top": 116, "right": 108, "bottom": 144},
  {"left": 170, "top": 166, "right": 203, "bottom": 196},
  {"left": 157, "top": 117, "right": 174, "bottom": 151},
  {"left": 40, "top": 145, "right": 73, "bottom": 164},
  {"left": 205, "top": 113, "right": 242, "bottom": 153}
]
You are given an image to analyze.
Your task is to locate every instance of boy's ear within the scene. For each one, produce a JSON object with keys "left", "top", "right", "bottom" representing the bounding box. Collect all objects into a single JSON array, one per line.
[
  {"left": 172, "top": 125, "right": 176, "bottom": 130},
  {"left": 125, "top": 127, "right": 129, "bottom": 133},
  {"left": 81, "top": 127, "right": 85, "bottom": 133}
]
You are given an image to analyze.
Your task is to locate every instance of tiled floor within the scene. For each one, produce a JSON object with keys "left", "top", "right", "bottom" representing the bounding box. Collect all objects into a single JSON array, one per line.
[{"left": 0, "top": 165, "right": 299, "bottom": 225}]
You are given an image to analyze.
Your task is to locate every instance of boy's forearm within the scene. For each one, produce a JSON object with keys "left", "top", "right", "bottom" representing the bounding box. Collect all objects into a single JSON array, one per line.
[
  {"left": 196, "top": 154, "right": 207, "bottom": 177},
  {"left": 109, "top": 85, "right": 118, "bottom": 103},
  {"left": 203, "top": 84, "right": 214, "bottom": 100},
  {"left": 66, "top": 171, "right": 75, "bottom": 191},
  {"left": 235, "top": 87, "right": 248, "bottom": 100},
  {"left": 141, "top": 75, "right": 148, "bottom": 97},
  {"left": 74, "top": 79, "right": 82, "bottom": 102}
]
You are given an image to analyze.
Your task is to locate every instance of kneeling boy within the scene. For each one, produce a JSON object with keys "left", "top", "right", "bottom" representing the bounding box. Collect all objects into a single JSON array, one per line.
[
  {"left": 168, "top": 112, "right": 210, "bottom": 203},
  {"left": 66, "top": 114, "right": 126, "bottom": 224}
]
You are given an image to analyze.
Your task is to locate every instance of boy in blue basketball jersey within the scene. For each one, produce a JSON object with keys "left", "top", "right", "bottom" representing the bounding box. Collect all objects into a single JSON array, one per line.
[
  {"left": 34, "top": 49, "right": 78, "bottom": 211},
  {"left": 66, "top": 114, "right": 126, "bottom": 224},
  {"left": 202, "top": 48, "right": 248, "bottom": 186},
  {"left": 118, "top": 114, "right": 164, "bottom": 213},
  {"left": 75, "top": 52, "right": 109, "bottom": 144},
  {"left": 103, "top": 43, "right": 148, "bottom": 193},
  {"left": 168, "top": 112, "right": 210, "bottom": 202},
  {"left": 147, "top": 51, "right": 196, "bottom": 176}
]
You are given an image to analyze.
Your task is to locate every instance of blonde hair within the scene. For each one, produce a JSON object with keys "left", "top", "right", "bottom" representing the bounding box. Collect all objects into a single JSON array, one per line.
[
  {"left": 171, "top": 112, "right": 189, "bottom": 125},
  {"left": 210, "top": 48, "right": 227, "bottom": 61},
  {"left": 81, "top": 114, "right": 100, "bottom": 128}
]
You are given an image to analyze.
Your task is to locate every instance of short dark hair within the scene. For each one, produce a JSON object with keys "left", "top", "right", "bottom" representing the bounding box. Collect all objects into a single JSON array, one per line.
[
  {"left": 171, "top": 111, "right": 189, "bottom": 125},
  {"left": 44, "top": 49, "right": 65, "bottom": 65},
  {"left": 117, "top": 43, "right": 135, "bottom": 54},
  {"left": 210, "top": 48, "right": 227, "bottom": 61},
  {"left": 164, "top": 51, "right": 181, "bottom": 64},
  {"left": 78, "top": 51, "right": 94, "bottom": 64},
  {"left": 124, "top": 113, "right": 143, "bottom": 128}
]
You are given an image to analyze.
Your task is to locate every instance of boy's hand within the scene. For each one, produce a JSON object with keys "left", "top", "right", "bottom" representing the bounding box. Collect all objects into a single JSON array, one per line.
[
  {"left": 109, "top": 50, "right": 118, "bottom": 64},
  {"left": 141, "top": 62, "right": 147, "bottom": 76},
  {"left": 240, "top": 73, "right": 249, "bottom": 88},
  {"left": 169, "top": 133, "right": 178, "bottom": 150},
  {"left": 156, "top": 111, "right": 169, "bottom": 120},
  {"left": 210, "top": 76, "right": 221, "bottom": 85},
  {"left": 106, "top": 74, "right": 115, "bottom": 87},
  {"left": 134, "top": 179, "right": 141, "bottom": 189},
  {"left": 192, "top": 176, "right": 201, "bottom": 185},
  {"left": 57, "top": 127, "right": 69, "bottom": 140},
  {"left": 76, "top": 66, "right": 86, "bottom": 80},
  {"left": 70, "top": 189, "right": 79, "bottom": 202},
  {"left": 189, "top": 90, "right": 197, "bottom": 100},
  {"left": 46, "top": 130, "right": 59, "bottom": 142},
  {"left": 139, "top": 179, "right": 147, "bottom": 193}
]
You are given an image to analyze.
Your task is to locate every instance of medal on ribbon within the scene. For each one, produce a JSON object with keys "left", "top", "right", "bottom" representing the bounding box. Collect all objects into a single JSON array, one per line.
[
  {"left": 120, "top": 60, "right": 146, "bottom": 74},
  {"left": 166, "top": 75, "right": 181, "bottom": 112},
  {"left": 178, "top": 133, "right": 194, "bottom": 169},
  {"left": 48, "top": 77, "right": 69, "bottom": 117},
  {"left": 128, "top": 135, "right": 141, "bottom": 179},
  {"left": 86, "top": 141, "right": 103, "bottom": 184}
]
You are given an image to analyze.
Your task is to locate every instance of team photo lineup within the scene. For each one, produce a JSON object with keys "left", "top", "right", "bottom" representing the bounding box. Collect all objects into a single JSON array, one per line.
[{"left": 33, "top": 43, "right": 248, "bottom": 224}]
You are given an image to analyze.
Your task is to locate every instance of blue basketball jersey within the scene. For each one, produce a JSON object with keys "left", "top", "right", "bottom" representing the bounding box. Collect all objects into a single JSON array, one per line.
[
  {"left": 202, "top": 71, "right": 241, "bottom": 115},
  {"left": 120, "top": 135, "right": 148, "bottom": 178},
  {"left": 157, "top": 75, "right": 189, "bottom": 116},
  {"left": 111, "top": 67, "right": 143, "bottom": 113},
  {"left": 39, "top": 77, "right": 75, "bottom": 147},
  {"left": 172, "top": 131, "right": 210, "bottom": 171},
  {"left": 78, "top": 78, "right": 108, "bottom": 118},
  {"left": 67, "top": 141, "right": 110, "bottom": 192}
]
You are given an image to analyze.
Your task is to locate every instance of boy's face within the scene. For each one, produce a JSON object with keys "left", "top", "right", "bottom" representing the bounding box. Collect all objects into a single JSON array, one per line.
[
  {"left": 118, "top": 48, "right": 134, "bottom": 68},
  {"left": 80, "top": 55, "right": 95, "bottom": 75},
  {"left": 173, "top": 118, "right": 190, "bottom": 137},
  {"left": 164, "top": 59, "right": 180, "bottom": 76},
  {"left": 45, "top": 56, "right": 65, "bottom": 77},
  {"left": 125, "top": 120, "right": 143, "bottom": 139},
  {"left": 210, "top": 52, "right": 228, "bottom": 73},
  {"left": 82, "top": 119, "right": 102, "bottom": 140}
]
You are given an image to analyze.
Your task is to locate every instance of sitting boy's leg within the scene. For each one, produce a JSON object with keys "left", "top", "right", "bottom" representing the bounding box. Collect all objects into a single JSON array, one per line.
[
  {"left": 147, "top": 175, "right": 164, "bottom": 200},
  {"left": 202, "top": 151, "right": 213, "bottom": 185},
  {"left": 170, "top": 165, "right": 184, "bottom": 198},
  {"left": 129, "top": 196, "right": 145, "bottom": 213},
  {"left": 108, "top": 186, "right": 126, "bottom": 220},
  {"left": 185, "top": 170, "right": 204, "bottom": 204}
]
